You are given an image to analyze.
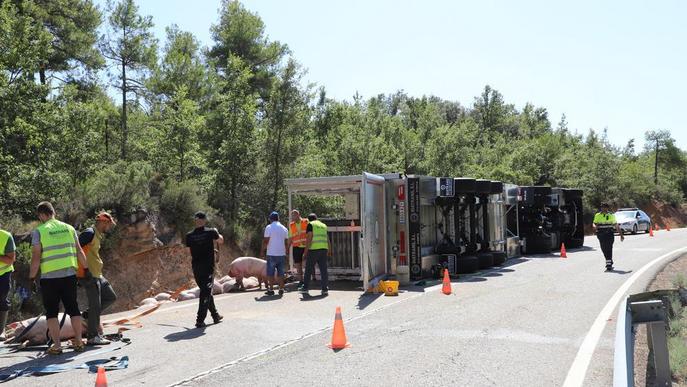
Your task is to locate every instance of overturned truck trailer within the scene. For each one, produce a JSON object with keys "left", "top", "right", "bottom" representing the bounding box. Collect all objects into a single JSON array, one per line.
[{"left": 285, "top": 173, "right": 583, "bottom": 291}]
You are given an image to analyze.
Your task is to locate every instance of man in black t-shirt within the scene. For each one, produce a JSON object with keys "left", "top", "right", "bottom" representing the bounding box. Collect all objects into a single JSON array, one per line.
[{"left": 185, "top": 211, "right": 224, "bottom": 328}]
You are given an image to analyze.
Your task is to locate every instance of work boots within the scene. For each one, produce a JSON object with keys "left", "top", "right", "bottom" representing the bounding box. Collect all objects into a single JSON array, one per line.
[{"left": 0, "top": 311, "right": 8, "bottom": 341}]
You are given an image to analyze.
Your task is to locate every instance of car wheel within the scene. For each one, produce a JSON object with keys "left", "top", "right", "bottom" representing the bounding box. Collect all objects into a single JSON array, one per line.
[
  {"left": 645, "top": 223, "right": 651, "bottom": 233},
  {"left": 632, "top": 224, "right": 637, "bottom": 235}
]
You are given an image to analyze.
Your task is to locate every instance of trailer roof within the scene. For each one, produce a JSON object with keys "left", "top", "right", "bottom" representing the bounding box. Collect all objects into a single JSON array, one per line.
[{"left": 285, "top": 173, "right": 402, "bottom": 195}]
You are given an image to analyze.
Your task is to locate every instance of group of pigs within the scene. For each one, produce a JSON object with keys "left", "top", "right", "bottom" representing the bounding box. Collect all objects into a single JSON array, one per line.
[{"left": 3, "top": 257, "right": 272, "bottom": 346}]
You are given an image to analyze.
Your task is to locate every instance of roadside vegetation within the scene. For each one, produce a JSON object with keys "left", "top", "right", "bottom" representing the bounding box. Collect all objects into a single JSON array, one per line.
[
  {"left": 2, "top": 0, "right": 687, "bottom": 324},
  {"left": 669, "top": 276, "right": 687, "bottom": 381}
]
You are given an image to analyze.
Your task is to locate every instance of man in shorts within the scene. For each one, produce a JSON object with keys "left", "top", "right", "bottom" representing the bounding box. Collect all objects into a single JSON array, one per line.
[{"left": 260, "top": 212, "right": 288, "bottom": 296}]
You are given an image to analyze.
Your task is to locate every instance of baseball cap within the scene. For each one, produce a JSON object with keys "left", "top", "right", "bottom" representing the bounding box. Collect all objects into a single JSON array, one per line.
[
  {"left": 194, "top": 211, "right": 207, "bottom": 219},
  {"left": 95, "top": 211, "right": 116, "bottom": 225},
  {"left": 269, "top": 211, "right": 279, "bottom": 221}
]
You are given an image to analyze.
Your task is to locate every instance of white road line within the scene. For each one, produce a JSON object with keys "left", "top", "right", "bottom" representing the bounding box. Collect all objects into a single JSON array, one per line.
[
  {"left": 168, "top": 284, "right": 443, "bottom": 387},
  {"left": 562, "top": 246, "right": 687, "bottom": 387}
]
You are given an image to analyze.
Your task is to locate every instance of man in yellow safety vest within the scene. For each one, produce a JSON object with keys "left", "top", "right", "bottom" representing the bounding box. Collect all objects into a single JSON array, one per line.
[
  {"left": 592, "top": 202, "right": 624, "bottom": 271},
  {"left": 298, "top": 213, "right": 331, "bottom": 296},
  {"left": 0, "top": 227, "right": 15, "bottom": 341},
  {"left": 29, "top": 201, "right": 90, "bottom": 355}
]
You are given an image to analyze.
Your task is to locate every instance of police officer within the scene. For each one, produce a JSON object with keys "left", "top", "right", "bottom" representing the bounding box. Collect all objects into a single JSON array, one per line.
[{"left": 593, "top": 202, "right": 624, "bottom": 271}]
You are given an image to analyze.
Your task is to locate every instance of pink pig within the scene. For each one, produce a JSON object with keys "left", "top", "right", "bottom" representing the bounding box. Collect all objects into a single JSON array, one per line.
[{"left": 228, "top": 257, "right": 268, "bottom": 290}]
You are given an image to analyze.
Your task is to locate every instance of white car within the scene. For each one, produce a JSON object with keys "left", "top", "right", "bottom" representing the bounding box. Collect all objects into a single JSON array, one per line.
[{"left": 615, "top": 208, "right": 652, "bottom": 234}]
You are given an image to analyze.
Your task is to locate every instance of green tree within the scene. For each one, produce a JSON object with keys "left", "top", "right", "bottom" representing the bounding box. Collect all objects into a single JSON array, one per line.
[
  {"left": 263, "top": 58, "right": 311, "bottom": 209},
  {"left": 148, "top": 24, "right": 206, "bottom": 103},
  {"left": 100, "top": 0, "right": 157, "bottom": 159},
  {"left": 151, "top": 86, "right": 204, "bottom": 181},
  {"left": 208, "top": 0, "right": 288, "bottom": 99},
  {"left": 14, "top": 0, "right": 103, "bottom": 85},
  {"left": 204, "top": 55, "right": 258, "bottom": 234},
  {"left": 645, "top": 129, "right": 674, "bottom": 186}
]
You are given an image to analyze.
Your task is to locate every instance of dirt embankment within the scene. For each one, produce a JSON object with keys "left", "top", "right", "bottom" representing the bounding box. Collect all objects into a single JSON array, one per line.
[
  {"left": 642, "top": 201, "right": 687, "bottom": 230},
  {"left": 98, "top": 218, "right": 243, "bottom": 313}
]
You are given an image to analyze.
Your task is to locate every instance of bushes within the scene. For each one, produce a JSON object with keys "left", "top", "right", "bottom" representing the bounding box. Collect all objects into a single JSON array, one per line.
[{"left": 159, "top": 180, "right": 212, "bottom": 234}]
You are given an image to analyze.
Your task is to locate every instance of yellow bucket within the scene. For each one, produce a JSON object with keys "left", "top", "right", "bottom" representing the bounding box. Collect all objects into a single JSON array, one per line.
[{"left": 380, "top": 280, "right": 399, "bottom": 296}]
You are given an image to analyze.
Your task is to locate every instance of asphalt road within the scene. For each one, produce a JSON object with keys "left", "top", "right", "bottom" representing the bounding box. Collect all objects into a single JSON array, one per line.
[{"left": 2, "top": 228, "right": 685, "bottom": 386}]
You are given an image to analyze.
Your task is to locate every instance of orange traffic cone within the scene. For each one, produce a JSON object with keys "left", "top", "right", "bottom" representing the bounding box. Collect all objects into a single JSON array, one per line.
[
  {"left": 327, "top": 307, "right": 350, "bottom": 350},
  {"left": 560, "top": 243, "right": 567, "bottom": 258},
  {"left": 650, "top": 227, "right": 654, "bottom": 237},
  {"left": 95, "top": 366, "right": 107, "bottom": 387},
  {"left": 442, "top": 268, "right": 452, "bottom": 295}
]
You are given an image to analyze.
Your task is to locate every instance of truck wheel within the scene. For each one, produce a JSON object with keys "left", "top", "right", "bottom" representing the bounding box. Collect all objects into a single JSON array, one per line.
[
  {"left": 457, "top": 256, "right": 479, "bottom": 274},
  {"left": 565, "top": 237, "right": 584, "bottom": 248},
  {"left": 491, "top": 252, "right": 507, "bottom": 266},
  {"left": 477, "top": 252, "right": 494, "bottom": 269}
]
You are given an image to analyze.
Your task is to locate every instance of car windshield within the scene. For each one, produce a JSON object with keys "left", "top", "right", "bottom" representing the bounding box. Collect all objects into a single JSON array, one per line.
[{"left": 615, "top": 211, "right": 637, "bottom": 220}]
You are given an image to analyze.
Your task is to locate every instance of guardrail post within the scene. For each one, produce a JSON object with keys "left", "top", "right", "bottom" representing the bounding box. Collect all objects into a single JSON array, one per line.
[{"left": 630, "top": 299, "right": 672, "bottom": 387}]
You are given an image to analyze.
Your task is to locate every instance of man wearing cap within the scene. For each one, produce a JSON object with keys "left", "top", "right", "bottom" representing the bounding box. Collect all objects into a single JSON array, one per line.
[
  {"left": 78, "top": 211, "right": 118, "bottom": 345},
  {"left": 185, "top": 211, "right": 224, "bottom": 328},
  {"left": 260, "top": 212, "right": 288, "bottom": 296},
  {"left": 592, "top": 202, "right": 624, "bottom": 271},
  {"left": 299, "top": 213, "right": 331, "bottom": 296}
]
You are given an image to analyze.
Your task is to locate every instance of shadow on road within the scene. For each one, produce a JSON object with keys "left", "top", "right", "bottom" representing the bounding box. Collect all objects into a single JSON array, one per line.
[
  {"left": 254, "top": 294, "right": 284, "bottom": 302},
  {"left": 607, "top": 269, "right": 633, "bottom": 275},
  {"left": 356, "top": 292, "right": 382, "bottom": 310},
  {"left": 163, "top": 327, "right": 206, "bottom": 342},
  {"left": 299, "top": 293, "right": 328, "bottom": 301}
]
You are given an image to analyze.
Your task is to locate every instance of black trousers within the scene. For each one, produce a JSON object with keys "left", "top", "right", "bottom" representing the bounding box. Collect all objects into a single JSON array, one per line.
[
  {"left": 193, "top": 267, "right": 218, "bottom": 322},
  {"left": 303, "top": 249, "right": 329, "bottom": 291},
  {"left": 597, "top": 231, "right": 615, "bottom": 267}
]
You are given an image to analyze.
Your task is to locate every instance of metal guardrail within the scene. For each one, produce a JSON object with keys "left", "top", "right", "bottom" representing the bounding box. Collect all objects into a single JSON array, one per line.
[{"left": 613, "top": 294, "right": 672, "bottom": 387}]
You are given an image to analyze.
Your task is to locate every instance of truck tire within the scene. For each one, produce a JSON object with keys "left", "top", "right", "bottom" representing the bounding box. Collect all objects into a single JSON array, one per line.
[
  {"left": 457, "top": 255, "right": 479, "bottom": 274},
  {"left": 490, "top": 181, "right": 504, "bottom": 194},
  {"left": 524, "top": 237, "right": 551, "bottom": 254},
  {"left": 475, "top": 179, "right": 492, "bottom": 194},
  {"left": 491, "top": 251, "right": 507, "bottom": 266},
  {"left": 454, "top": 178, "right": 476, "bottom": 194},
  {"left": 477, "top": 252, "right": 494, "bottom": 269},
  {"left": 566, "top": 237, "right": 584, "bottom": 248}
]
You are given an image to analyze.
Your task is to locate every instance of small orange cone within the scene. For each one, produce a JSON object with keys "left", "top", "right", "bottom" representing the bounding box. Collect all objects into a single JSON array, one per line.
[
  {"left": 650, "top": 227, "right": 654, "bottom": 237},
  {"left": 327, "top": 307, "right": 350, "bottom": 350},
  {"left": 95, "top": 366, "right": 107, "bottom": 387},
  {"left": 442, "top": 268, "right": 452, "bottom": 295},
  {"left": 560, "top": 243, "right": 567, "bottom": 258}
]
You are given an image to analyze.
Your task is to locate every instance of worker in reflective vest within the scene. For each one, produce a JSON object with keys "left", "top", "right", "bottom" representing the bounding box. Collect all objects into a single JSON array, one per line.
[
  {"left": 592, "top": 202, "right": 624, "bottom": 271},
  {"left": 287, "top": 210, "right": 313, "bottom": 286},
  {"left": 0, "top": 228, "right": 15, "bottom": 341},
  {"left": 299, "top": 213, "right": 331, "bottom": 296},
  {"left": 29, "top": 201, "right": 90, "bottom": 355}
]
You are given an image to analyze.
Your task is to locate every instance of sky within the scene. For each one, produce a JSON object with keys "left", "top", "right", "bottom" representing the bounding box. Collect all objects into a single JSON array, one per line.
[{"left": 110, "top": 0, "right": 686, "bottom": 150}]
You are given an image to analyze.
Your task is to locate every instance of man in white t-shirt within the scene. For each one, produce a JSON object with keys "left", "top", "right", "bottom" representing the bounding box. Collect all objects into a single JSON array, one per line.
[{"left": 260, "top": 211, "right": 289, "bottom": 296}]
